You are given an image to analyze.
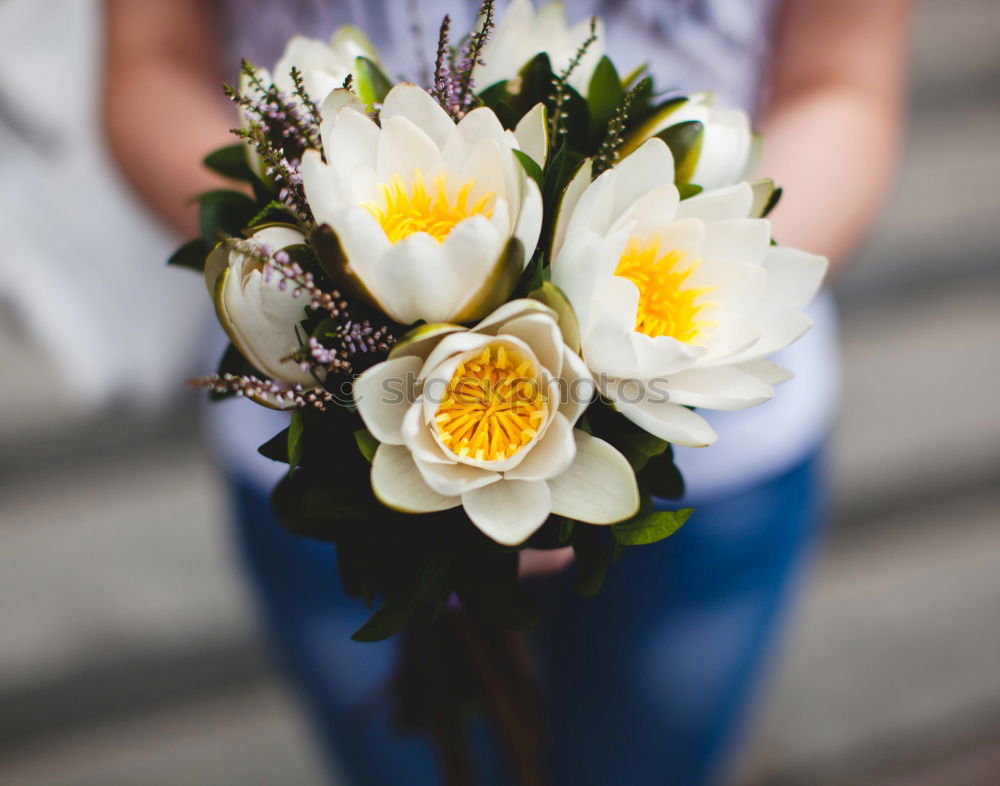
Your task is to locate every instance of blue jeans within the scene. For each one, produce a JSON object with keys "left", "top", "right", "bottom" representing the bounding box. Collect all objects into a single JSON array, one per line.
[{"left": 230, "top": 449, "right": 826, "bottom": 786}]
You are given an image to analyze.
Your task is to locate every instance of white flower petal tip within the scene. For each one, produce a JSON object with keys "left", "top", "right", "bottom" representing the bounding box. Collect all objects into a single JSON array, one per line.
[
  {"left": 548, "top": 431, "right": 640, "bottom": 525},
  {"left": 514, "top": 103, "right": 549, "bottom": 168},
  {"left": 371, "top": 444, "right": 460, "bottom": 514},
  {"left": 462, "top": 479, "right": 553, "bottom": 545}
]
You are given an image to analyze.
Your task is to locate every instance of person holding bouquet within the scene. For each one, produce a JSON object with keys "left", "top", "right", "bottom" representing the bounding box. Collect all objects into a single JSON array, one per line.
[{"left": 102, "top": 1, "right": 912, "bottom": 784}]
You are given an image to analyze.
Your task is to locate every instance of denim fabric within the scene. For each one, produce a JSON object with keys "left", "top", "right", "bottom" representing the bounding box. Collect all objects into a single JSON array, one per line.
[{"left": 229, "top": 449, "right": 825, "bottom": 785}]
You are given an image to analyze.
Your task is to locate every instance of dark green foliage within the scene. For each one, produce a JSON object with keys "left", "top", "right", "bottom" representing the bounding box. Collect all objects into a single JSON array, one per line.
[
  {"left": 167, "top": 238, "right": 209, "bottom": 272},
  {"left": 196, "top": 190, "right": 258, "bottom": 246},
  {"left": 203, "top": 144, "right": 255, "bottom": 183}
]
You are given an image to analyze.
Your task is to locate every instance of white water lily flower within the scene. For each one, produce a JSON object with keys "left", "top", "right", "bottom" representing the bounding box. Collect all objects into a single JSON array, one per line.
[
  {"left": 475, "top": 0, "right": 605, "bottom": 96},
  {"left": 301, "top": 84, "right": 545, "bottom": 326},
  {"left": 551, "top": 139, "right": 827, "bottom": 447},
  {"left": 353, "top": 300, "right": 639, "bottom": 545},
  {"left": 204, "top": 225, "right": 315, "bottom": 388},
  {"left": 622, "top": 93, "right": 761, "bottom": 190},
  {"left": 246, "top": 27, "right": 377, "bottom": 107}
]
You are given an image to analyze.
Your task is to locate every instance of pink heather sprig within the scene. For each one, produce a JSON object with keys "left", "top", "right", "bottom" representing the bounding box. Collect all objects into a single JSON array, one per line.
[
  {"left": 227, "top": 60, "right": 321, "bottom": 152},
  {"left": 431, "top": 15, "right": 461, "bottom": 116},
  {"left": 230, "top": 126, "right": 312, "bottom": 226},
  {"left": 188, "top": 374, "right": 340, "bottom": 411},
  {"left": 453, "top": 0, "right": 497, "bottom": 115},
  {"left": 226, "top": 238, "right": 342, "bottom": 315}
]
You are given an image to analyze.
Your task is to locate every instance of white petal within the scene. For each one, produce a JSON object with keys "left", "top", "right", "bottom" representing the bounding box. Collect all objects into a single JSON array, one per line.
[
  {"left": 565, "top": 169, "right": 617, "bottom": 238},
  {"left": 379, "top": 83, "right": 456, "bottom": 149},
  {"left": 377, "top": 115, "right": 442, "bottom": 182},
  {"left": 762, "top": 246, "right": 828, "bottom": 310},
  {"left": 322, "top": 103, "right": 379, "bottom": 174},
  {"left": 610, "top": 138, "right": 676, "bottom": 221},
  {"left": 609, "top": 183, "right": 680, "bottom": 237},
  {"left": 734, "top": 308, "right": 814, "bottom": 362},
  {"left": 676, "top": 182, "right": 754, "bottom": 222},
  {"left": 615, "top": 399, "right": 718, "bottom": 447},
  {"left": 498, "top": 312, "right": 564, "bottom": 378},
  {"left": 318, "top": 89, "right": 366, "bottom": 155},
  {"left": 513, "top": 177, "right": 543, "bottom": 260},
  {"left": 251, "top": 225, "right": 306, "bottom": 250},
  {"left": 547, "top": 431, "right": 639, "bottom": 524},
  {"left": 738, "top": 358, "right": 793, "bottom": 385},
  {"left": 300, "top": 150, "right": 345, "bottom": 224},
  {"left": 514, "top": 102, "right": 548, "bottom": 168},
  {"left": 412, "top": 451, "right": 501, "bottom": 496},
  {"left": 506, "top": 412, "right": 576, "bottom": 481},
  {"left": 401, "top": 398, "right": 453, "bottom": 465},
  {"left": 370, "top": 234, "right": 465, "bottom": 324},
  {"left": 557, "top": 347, "right": 596, "bottom": 425},
  {"left": 663, "top": 366, "right": 774, "bottom": 410},
  {"left": 353, "top": 356, "right": 423, "bottom": 445},
  {"left": 552, "top": 159, "right": 593, "bottom": 259},
  {"left": 471, "top": 298, "right": 556, "bottom": 336},
  {"left": 701, "top": 219, "right": 771, "bottom": 268},
  {"left": 462, "top": 479, "right": 552, "bottom": 545},
  {"left": 371, "top": 444, "right": 460, "bottom": 513}
]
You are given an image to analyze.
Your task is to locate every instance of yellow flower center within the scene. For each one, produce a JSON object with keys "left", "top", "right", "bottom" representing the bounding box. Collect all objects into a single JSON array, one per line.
[
  {"left": 364, "top": 169, "right": 494, "bottom": 244},
  {"left": 434, "top": 344, "right": 547, "bottom": 462},
  {"left": 614, "top": 237, "right": 717, "bottom": 344}
]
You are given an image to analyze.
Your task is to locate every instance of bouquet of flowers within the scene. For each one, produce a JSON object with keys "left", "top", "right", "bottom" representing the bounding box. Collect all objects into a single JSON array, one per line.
[{"left": 174, "top": 0, "right": 825, "bottom": 644}]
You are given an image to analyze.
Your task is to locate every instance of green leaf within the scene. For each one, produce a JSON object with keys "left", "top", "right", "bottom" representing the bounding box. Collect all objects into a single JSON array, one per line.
[
  {"left": 587, "top": 56, "right": 625, "bottom": 141},
  {"left": 167, "top": 238, "right": 209, "bottom": 272},
  {"left": 677, "top": 183, "right": 703, "bottom": 200},
  {"left": 612, "top": 508, "right": 693, "bottom": 546},
  {"left": 512, "top": 149, "right": 544, "bottom": 189},
  {"left": 353, "top": 56, "right": 392, "bottom": 108},
  {"left": 351, "top": 555, "right": 452, "bottom": 642},
  {"left": 354, "top": 429, "right": 378, "bottom": 463},
  {"left": 287, "top": 409, "right": 304, "bottom": 471},
  {"left": 350, "top": 595, "right": 418, "bottom": 642},
  {"left": 203, "top": 144, "right": 255, "bottom": 183},
  {"left": 196, "top": 190, "right": 258, "bottom": 246},
  {"left": 656, "top": 120, "right": 704, "bottom": 184},
  {"left": 641, "top": 447, "right": 686, "bottom": 500},
  {"left": 258, "top": 427, "right": 291, "bottom": 463}
]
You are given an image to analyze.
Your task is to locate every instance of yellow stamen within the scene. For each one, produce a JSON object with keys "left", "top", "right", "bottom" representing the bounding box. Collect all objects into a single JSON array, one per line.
[
  {"left": 434, "top": 344, "right": 547, "bottom": 463},
  {"left": 614, "top": 236, "right": 717, "bottom": 344},
  {"left": 363, "top": 169, "right": 494, "bottom": 244}
]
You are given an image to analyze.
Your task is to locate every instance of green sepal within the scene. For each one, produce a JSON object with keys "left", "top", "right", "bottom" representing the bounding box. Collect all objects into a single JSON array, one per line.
[
  {"left": 677, "top": 183, "right": 703, "bottom": 200},
  {"left": 167, "top": 238, "right": 210, "bottom": 272},
  {"left": 612, "top": 508, "right": 693, "bottom": 546},
  {"left": 354, "top": 429, "right": 378, "bottom": 463},
  {"left": 512, "top": 149, "right": 544, "bottom": 190},
  {"left": 353, "top": 56, "right": 392, "bottom": 108},
  {"left": 203, "top": 144, "right": 256, "bottom": 183},
  {"left": 449, "top": 237, "right": 525, "bottom": 324},
  {"left": 528, "top": 281, "right": 581, "bottom": 353},
  {"left": 656, "top": 120, "right": 704, "bottom": 184},
  {"left": 287, "top": 409, "right": 304, "bottom": 470}
]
